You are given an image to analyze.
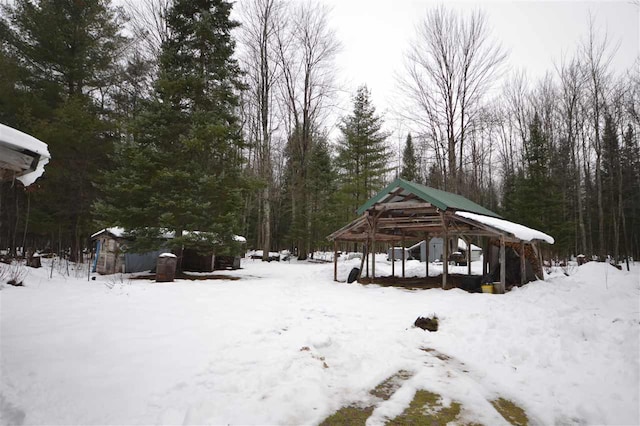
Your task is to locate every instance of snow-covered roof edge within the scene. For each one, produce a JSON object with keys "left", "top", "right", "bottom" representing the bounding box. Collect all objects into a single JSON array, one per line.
[
  {"left": 91, "top": 227, "right": 246, "bottom": 243},
  {"left": 0, "top": 123, "right": 51, "bottom": 186},
  {"left": 91, "top": 227, "right": 126, "bottom": 239},
  {"left": 455, "top": 211, "right": 555, "bottom": 244}
]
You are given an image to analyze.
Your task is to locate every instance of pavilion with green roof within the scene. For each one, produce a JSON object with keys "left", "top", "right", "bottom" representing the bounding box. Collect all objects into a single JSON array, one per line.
[{"left": 328, "top": 178, "right": 554, "bottom": 293}]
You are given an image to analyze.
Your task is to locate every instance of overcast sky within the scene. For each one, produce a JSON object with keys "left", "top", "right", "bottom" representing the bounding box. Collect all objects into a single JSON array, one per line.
[{"left": 312, "top": 0, "right": 638, "bottom": 138}]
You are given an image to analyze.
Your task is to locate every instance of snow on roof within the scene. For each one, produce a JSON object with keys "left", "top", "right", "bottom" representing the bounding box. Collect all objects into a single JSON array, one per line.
[
  {"left": 183, "top": 231, "right": 246, "bottom": 243},
  {"left": 90, "top": 227, "right": 125, "bottom": 239},
  {"left": 0, "top": 123, "right": 51, "bottom": 186},
  {"left": 456, "top": 211, "right": 555, "bottom": 244},
  {"left": 91, "top": 228, "right": 246, "bottom": 243}
]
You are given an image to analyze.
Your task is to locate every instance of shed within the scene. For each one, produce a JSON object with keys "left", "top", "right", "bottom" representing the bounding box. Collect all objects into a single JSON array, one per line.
[
  {"left": 409, "top": 238, "right": 482, "bottom": 263},
  {"left": 90, "top": 228, "right": 246, "bottom": 275},
  {"left": 91, "top": 228, "right": 161, "bottom": 275},
  {"left": 328, "top": 178, "right": 554, "bottom": 293}
]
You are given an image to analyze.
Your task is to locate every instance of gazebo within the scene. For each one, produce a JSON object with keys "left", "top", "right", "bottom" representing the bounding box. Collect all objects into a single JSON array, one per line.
[{"left": 328, "top": 178, "right": 554, "bottom": 293}]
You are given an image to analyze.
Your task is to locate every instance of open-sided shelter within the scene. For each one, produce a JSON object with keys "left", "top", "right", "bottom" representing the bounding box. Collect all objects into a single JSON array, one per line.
[{"left": 328, "top": 178, "right": 554, "bottom": 293}]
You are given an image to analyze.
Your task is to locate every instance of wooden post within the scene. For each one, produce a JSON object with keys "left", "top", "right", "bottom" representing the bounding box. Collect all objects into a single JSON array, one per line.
[
  {"left": 358, "top": 241, "right": 367, "bottom": 281},
  {"left": 466, "top": 237, "right": 472, "bottom": 276},
  {"left": 333, "top": 240, "right": 338, "bottom": 282},
  {"left": 424, "top": 233, "right": 429, "bottom": 279},
  {"left": 498, "top": 236, "right": 506, "bottom": 294},
  {"left": 538, "top": 243, "right": 545, "bottom": 281},
  {"left": 443, "top": 234, "right": 448, "bottom": 289},
  {"left": 371, "top": 229, "right": 376, "bottom": 280},
  {"left": 365, "top": 240, "right": 369, "bottom": 278},
  {"left": 401, "top": 232, "right": 406, "bottom": 278},
  {"left": 520, "top": 241, "right": 526, "bottom": 286},
  {"left": 391, "top": 241, "right": 395, "bottom": 277},
  {"left": 483, "top": 237, "right": 489, "bottom": 276}
]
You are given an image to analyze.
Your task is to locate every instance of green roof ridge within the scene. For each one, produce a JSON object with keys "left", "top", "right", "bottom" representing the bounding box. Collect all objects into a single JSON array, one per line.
[{"left": 356, "top": 178, "right": 501, "bottom": 218}]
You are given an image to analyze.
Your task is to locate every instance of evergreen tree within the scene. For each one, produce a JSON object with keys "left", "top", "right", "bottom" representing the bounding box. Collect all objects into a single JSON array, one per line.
[
  {"left": 307, "top": 137, "right": 339, "bottom": 251},
  {"left": 502, "top": 113, "right": 567, "bottom": 253},
  {"left": 0, "top": 0, "right": 127, "bottom": 259},
  {"left": 425, "top": 163, "right": 444, "bottom": 189},
  {"left": 621, "top": 124, "right": 640, "bottom": 258},
  {"left": 336, "top": 85, "right": 390, "bottom": 220},
  {"left": 400, "top": 133, "right": 419, "bottom": 182},
  {"left": 600, "top": 115, "right": 621, "bottom": 256},
  {"left": 96, "top": 0, "right": 246, "bottom": 255}
]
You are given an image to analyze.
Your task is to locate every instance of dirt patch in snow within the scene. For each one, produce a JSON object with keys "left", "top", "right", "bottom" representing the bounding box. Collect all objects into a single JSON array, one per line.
[
  {"left": 491, "top": 397, "right": 529, "bottom": 426},
  {"left": 130, "top": 272, "right": 240, "bottom": 281},
  {"left": 320, "top": 370, "right": 415, "bottom": 425},
  {"left": 357, "top": 274, "right": 482, "bottom": 292},
  {"left": 321, "top": 349, "right": 532, "bottom": 425}
]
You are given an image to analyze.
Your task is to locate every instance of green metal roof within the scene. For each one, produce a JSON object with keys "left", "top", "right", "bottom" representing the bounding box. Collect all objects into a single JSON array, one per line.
[{"left": 356, "top": 178, "right": 501, "bottom": 218}]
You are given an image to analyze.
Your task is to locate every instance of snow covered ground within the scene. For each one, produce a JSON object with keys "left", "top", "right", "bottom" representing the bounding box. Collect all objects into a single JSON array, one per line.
[{"left": 1, "top": 256, "right": 638, "bottom": 425}]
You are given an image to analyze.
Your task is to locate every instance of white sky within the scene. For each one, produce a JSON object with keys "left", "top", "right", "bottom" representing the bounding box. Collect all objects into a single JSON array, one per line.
[{"left": 317, "top": 0, "right": 638, "bottom": 139}]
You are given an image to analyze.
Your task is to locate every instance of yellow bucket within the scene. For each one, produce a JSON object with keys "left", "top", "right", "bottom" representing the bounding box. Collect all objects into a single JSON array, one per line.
[{"left": 481, "top": 284, "right": 494, "bottom": 294}]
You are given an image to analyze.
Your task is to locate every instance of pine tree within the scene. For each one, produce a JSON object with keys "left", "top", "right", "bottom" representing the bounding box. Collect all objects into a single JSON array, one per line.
[
  {"left": 600, "top": 115, "right": 620, "bottom": 257},
  {"left": 400, "top": 133, "right": 419, "bottom": 182},
  {"left": 336, "top": 85, "right": 390, "bottom": 220},
  {"left": 502, "top": 113, "right": 567, "bottom": 253},
  {"left": 621, "top": 124, "right": 640, "bottom": 258},
  {"left": 0, "top": 0, "right": 127, "bottom": 259},
  {"left": 307, "top": 137, "right": 339, "bottom": 251},
  {"left": 96, "top": 0, "right": 246, "bottom": 255}
]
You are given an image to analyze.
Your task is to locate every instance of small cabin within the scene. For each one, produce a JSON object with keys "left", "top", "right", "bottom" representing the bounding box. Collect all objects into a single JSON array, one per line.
[{"left": 91, "top": 228, "right": 161, "bottom": 275}]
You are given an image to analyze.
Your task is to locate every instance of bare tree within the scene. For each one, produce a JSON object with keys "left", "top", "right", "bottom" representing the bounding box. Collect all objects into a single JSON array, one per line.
[
  {"left": 581, "top": 16, "right": 618, "bottom": 259},
  {"left": 274, "top": 1, "right": 339, "bottom": 259},
  {"left": 238, "top": 0, "right": 283, "bottom": 261},
  {"left": 401, "top": 6, "right": 506, "bottom": 193},
  {"left": 557, "top": 54, "right": 588, "bottom": 254},
  {"left": 125, "top": 0, "right": 172, "bottom": 62}
]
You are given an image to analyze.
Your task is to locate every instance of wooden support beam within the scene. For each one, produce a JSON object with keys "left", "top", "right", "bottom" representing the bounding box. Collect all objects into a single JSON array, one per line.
[
  {"left": 377, "top": 216, "right": 442, "bottom": 224},
  {"left": 391, "top": 242, "right": 395, "bottom": 277},
  {"left": 425, "top": 232, "right": 429, "bottom": 278},
  {"left": 371, "top": 222, "right": 376, "bottom": 280},
  {"left": 538, "top": 243, "right": 545, "bottom": 281},
  {"left": 520, "top": 241, "right": 526, "bottom": 286},
  {"left": 333, "top": 240, "right": 338, "bottom": 282},
  {"left": 377, "top": 223, "right": 448, "bottom": 231},
  {"left": 467, "top": 237, "right": 472, "bottom": 276},
  {"left": 402, "top": 232, "right": 406, "bottom": 278},
  {"left": 358, "top": 241, "right": 367, "bottom": 281},
  {"left": 365, "top": 241, "right": 369, "bottom": 278},
  {"left": 498, "top": 236, "right": 506, "bottom": 294},
  {"left": 372, "top": 201, "right": 433, "bottom": 211},
  {"left": 443, "top": 233, "right": 448, "bottom": 289}
]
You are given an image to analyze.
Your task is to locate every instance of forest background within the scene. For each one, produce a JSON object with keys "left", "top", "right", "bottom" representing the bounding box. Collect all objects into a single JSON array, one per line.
[{"left": 0, "top": 0, "right": 638, "bottom": 262}]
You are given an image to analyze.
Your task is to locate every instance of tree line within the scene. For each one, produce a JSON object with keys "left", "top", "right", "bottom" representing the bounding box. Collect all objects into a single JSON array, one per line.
[{"left": 0, "top": 0, "right": 638, "bottom": 262}]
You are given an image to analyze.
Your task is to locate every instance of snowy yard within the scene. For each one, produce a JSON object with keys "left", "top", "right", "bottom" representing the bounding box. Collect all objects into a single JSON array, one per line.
[{"left": 1, "top": 257, "right": 639, "bottom": 425}]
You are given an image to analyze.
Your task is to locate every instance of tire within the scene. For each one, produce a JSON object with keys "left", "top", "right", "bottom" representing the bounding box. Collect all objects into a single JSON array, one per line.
[{"left": 347, "top": 267, "right": 360, "bottom": 283}]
